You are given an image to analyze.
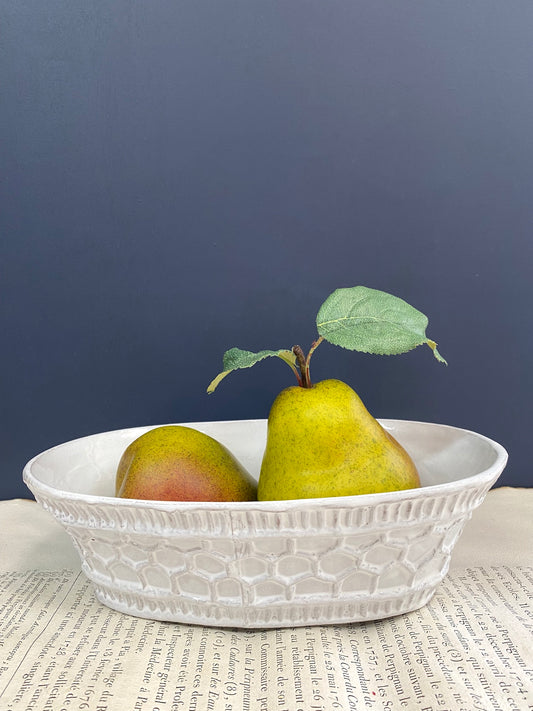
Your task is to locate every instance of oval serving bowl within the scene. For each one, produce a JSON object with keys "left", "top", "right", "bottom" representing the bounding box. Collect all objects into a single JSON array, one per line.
[{"left": 23, "top": 419, "right": 507, "bottom": 629}]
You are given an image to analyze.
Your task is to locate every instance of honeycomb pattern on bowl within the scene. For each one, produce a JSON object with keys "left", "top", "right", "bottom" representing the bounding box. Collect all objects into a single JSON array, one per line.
[
  {"left": 24, "top": 419, "right": 507, "bottom": 628},
  {"left": 34, "top": 484, "right": 490, "bottom": 628}
]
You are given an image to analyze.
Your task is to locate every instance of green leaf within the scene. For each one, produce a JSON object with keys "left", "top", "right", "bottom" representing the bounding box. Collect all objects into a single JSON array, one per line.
[
  {"left": 207, "top": 347, "right": 297, "bottom": 393},
  {"left": 316, "top": 286, "right": 447, "bottom": 363}
]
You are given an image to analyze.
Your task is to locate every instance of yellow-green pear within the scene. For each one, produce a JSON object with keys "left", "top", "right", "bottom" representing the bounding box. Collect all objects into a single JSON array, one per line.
[
  {"left": 116, "top": 425, "right": 257, "bottom": 502},
  {"left": 208, "top": 286, "right": 444, "bottom": 500},
  {"left": 257, "top": 379, "right": 420, "bottom": 501}
]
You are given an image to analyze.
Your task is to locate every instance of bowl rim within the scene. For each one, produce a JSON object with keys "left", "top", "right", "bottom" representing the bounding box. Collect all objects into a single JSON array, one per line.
[{"left": 22, "top": 418, "right": 508, "bottom": 512}]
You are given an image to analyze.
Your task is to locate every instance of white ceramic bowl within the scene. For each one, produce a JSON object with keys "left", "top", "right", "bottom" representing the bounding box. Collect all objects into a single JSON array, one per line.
[{"left": 23, "top": 419, "right": 507, "bottom": 629}]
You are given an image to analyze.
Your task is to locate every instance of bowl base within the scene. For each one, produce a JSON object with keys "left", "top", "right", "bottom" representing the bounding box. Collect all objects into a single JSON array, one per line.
[{"left": 91, "top": 579, "right": 439, "bottom": 629}]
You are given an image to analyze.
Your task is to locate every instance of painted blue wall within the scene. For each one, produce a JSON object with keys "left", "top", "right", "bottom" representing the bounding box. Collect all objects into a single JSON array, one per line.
[{"left": 2, "top": 1, "right": 532, "bottom": 498}]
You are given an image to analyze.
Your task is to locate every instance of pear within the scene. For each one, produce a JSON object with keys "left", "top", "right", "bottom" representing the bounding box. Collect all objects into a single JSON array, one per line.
[
  {"left": 208, "top": 287, "right": 443, "bottom": 500},
  {"left": 116, "top": 425, "right": 257, "bottom": 502},
  {"left": 257, "top": 379, "right": 420, "bottom": 501}
]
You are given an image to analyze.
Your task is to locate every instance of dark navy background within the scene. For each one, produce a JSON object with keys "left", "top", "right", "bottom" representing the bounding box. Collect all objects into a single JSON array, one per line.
[{"left": 2, "top": 1, "right": 532, "bottom": 498}]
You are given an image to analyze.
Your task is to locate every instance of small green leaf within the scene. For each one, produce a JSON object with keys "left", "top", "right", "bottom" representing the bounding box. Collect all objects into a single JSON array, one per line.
[
  {"left": 207, "top": 347, "right": 296, "bottom": 393},
  {"left": 316, "top": 286, "right": 446, "bottom": 363}
]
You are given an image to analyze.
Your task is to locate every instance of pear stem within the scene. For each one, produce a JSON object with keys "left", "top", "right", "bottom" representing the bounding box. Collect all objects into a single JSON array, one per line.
[
  {"left": 304, "top": 336, "right": 324, "bottom": 386},
  {"left": 292, "top": 345, "right": 311, "bottom": 387},
  {"left": 292, "top": 337, "right": 325, "bottom": 387}
]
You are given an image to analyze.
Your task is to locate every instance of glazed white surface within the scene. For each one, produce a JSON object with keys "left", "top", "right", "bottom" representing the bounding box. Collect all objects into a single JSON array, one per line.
[{"left": 23, "top": 419, "right": 507, "bottom": 628}]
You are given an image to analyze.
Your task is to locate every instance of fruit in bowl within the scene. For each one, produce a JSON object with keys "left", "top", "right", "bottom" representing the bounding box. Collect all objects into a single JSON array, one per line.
[
  {"left": 115, "top": 425, "right": 257, "bottom": 502},
  {"left": 258, "top": 378, "right": 420, "bottom": 500},
  {"left": 115, "top": 286, "right": 444, "bottom": 504},
  {"left": 207, "top": 285, "right": 446, "bottom": 502}
]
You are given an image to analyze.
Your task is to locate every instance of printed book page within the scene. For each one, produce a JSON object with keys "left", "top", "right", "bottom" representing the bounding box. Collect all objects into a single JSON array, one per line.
[{"left": 0, "top": 566, "right": 532, "bottom": 710}]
